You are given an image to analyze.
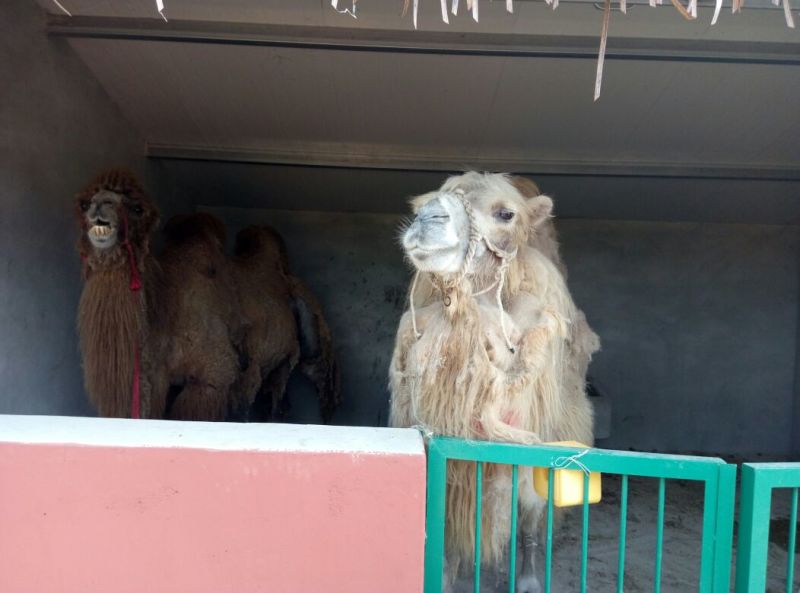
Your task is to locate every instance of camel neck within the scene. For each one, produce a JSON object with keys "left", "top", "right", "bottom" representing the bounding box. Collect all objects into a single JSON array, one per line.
[{"left": 78, "top": 267, "right": 146, "bottom": 418}]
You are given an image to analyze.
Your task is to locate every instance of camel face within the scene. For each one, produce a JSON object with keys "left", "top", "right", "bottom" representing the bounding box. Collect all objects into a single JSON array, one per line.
[
  {"left": 402, "top": 193, "right": 470, "bottom": 274},
  {"left": 75, "top": 169, "right": 159, "bottom": 260},
  {"left": 81, "top": 190, "right": 122, "bottom": 250},
  {"left": 404, "top": 173, "right": 535, "bottom": 276}
]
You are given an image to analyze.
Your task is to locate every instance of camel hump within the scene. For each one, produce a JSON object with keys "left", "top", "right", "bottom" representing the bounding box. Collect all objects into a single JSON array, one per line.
[
  {"left": 234, "top": 226, "right": 289, "bottom": 270},
  {"left": 163, "top": 213, "right": 227, "bottom": 248}
]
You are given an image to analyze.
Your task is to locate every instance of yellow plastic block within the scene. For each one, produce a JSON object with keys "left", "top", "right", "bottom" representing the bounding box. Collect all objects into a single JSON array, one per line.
[{"left": 533, "top": 441, "right": 602, "bottom": 507}]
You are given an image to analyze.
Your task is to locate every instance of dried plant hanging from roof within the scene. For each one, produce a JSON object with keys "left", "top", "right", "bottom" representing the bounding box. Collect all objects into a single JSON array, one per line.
[
  {"left": 397, "top": 0, "right": 795, "bottom": 99},
  {"left": 52, "top": 0, "right": 796, "bottom": 100},
  {"left": 51, "top": 0, "right": 169, "bottom": 21},
  {"left": 331, "top": 0, "right": 359, "bottom": 19}
]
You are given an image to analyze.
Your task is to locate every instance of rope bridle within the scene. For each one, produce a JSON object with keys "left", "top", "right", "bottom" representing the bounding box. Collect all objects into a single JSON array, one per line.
[{"left": 409, "top": 189, "right": 519, "bottom": 353}]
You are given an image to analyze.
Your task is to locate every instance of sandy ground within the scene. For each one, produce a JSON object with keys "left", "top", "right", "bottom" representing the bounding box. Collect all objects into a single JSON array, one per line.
[{"left": 449, "top": 474, "right": 798, "bottom": 593}]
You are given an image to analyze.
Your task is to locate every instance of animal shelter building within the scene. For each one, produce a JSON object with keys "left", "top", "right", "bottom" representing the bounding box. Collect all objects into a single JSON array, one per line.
[{"left": 1, "top": 0, "right": 799, "bottom": 592}]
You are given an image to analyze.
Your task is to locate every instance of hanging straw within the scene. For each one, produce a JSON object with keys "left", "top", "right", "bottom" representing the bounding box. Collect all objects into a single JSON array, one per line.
[
  {"left": 669, "top": 0, "right": 696, "bottom": 20},
  {"left": 156, "top": 0, "right": 168, "bottom": 22},
  {"left": 782, "top": 0, "right": 796, "bottom": 28},
  {"left": 594, "top": 0, "right": 611, "bottom": 101},
  {"left": 332, "top": 0, "right": 358, "bottom": 18},
  {"left": 711, "top": 0, "right": 724, "bottom": 24},
  {"left": 51, "top": 0, "right": 72, "bottom": 16}
]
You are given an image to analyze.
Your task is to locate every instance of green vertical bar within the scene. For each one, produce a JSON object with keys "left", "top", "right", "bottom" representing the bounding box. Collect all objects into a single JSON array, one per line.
[
  {"left": 786, "top": 488, "right": 798, "bottom": 593},
  {"left": 424, "top": 440, "right": 448, "bottom": 593},
  {"left": 735, "top": 465, "right": 773, "bottom": 593},
  {"left": 617, "top": 475, "right": 629, "bottom": 593},
  {"left": 712, "top": 465, "right": 737, "bottom": 593},
  {"left": 509, "top": 465, "right": 519, "bottom": 593},
  {"left": 581, "top": 473, "right": 590, "bottom": 593},
  {"left": 654, "top": 478, "right": 665, "bottom": 593},
  {"left": 544, "top": 468, "right": 554, "bottom": 593},
  {"left": 474, "top": 461, "right": 483, "bottom": 593},
  {"left": 700, "top": 470, "right": 720, "bottom": 593}
]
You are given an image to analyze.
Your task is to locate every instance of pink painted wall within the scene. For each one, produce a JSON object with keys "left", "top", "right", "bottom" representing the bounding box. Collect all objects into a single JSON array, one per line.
[{"left": 0, "top": 416, "right": 426, "bottom": 593}]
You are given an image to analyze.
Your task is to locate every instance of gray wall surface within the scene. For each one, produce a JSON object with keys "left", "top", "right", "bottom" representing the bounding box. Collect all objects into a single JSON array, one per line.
[
  {"left": 1, "top": 1, "right": 797, "bottom": 457},
  {"left": 562, "top": 221, "right": 799, "bottom": 456},
  {"left": 0, "top": 0, "right": 165, "bottom": 416},
  {"left": 162, "top": 159, "right": 800, "bottom": 226},
  {"left": 205, "top": 206, "right": 799, "bottom": 457}
]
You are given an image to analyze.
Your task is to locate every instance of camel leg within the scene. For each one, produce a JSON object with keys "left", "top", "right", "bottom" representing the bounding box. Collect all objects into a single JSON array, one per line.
[
  {"left": 168, "top": 381, "right": 229, "bottom": 421},
  {"left": 264, "top": 357, "right": 295, "bottom": 418},
  {"left": 442, "top": 554, "right": 455, "bottom": 593},
  {"left": 144, "top": 365, "right": 169, "bottom": 420},
  {"left": 231, "top": 360, "right": 262, "bottom": 420},
  {"left": 169, "top": 343, "right": 238, "bottom": 421},
  {"left": 250, "top": 355, "right": 297, "bottom": 421},
  {"left": 299, "top": 358, "right": 340, "bottom": 423},
  {"left": 517, "top": 471, "right": 546, "bottom": 593}
]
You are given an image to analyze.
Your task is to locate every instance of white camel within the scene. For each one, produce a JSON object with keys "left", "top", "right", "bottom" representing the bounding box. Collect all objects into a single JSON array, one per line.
[{"left": 389, "top": 172, "right": 598, "bottom": 592}]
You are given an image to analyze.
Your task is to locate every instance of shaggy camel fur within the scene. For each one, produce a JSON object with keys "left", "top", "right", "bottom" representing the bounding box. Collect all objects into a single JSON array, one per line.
[
  {"left": 389, "top": 172, "right": 597, "bottom": 593},
  {"left": 76, "top": 169, "right": 339, "bottom": 421},
  {"left": 233, "top": 227, "right": 341, "bottom": 422},
  {"left": 509, "top": 177, "right": 601, "bottom": 423}
]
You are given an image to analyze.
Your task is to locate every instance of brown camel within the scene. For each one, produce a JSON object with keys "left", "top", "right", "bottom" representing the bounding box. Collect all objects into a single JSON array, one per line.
[
  {"left": 233, "top": 226, "right": 341, "bottom": 422},
  {"left": 75, "top": 169, "right": 340, "bottom": 422}
]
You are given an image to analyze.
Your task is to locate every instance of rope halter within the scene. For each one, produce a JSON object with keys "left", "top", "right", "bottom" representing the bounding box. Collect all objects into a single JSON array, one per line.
[{"left": 408, "top": 189, "right": 519, "bottom": 353}]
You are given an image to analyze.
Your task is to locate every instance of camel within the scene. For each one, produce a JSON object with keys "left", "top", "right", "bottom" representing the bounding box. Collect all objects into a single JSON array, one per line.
[
  {"left": 233, "top": 226, "right": 341, "bottom": 422},
  {"left": 389, "top": 172, "right": 597, "bottom": 593},
  {"left": 75, "top": 169, "right": 340, "bottom": 422}
]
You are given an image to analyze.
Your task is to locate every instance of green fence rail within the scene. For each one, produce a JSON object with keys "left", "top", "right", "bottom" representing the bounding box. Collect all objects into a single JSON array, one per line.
[
  {"left": 424, "top": 436, "right": 737, "bottom": 593},
  {"left": 735, "top": 463, "right": 800, "bottom": 593}
]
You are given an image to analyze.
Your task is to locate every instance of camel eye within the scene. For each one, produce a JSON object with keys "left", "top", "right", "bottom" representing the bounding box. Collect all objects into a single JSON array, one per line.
[
  {"left": 131, "top": 205, "right": 144, "bottom": 216},
  {"left": 80, "top": 201, "right": 90, "bottom": 212},
  {"left": 496, "top": 208, "right": 515, "bottom": 222}
]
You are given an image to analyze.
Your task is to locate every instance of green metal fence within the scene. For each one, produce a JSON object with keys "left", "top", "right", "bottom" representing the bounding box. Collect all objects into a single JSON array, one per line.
[
  {"left": 735, "top": 463, "right": 800, "bottom": 593},
  {"left": 424, "top": 436, "right": 737, "bottom": 593}
]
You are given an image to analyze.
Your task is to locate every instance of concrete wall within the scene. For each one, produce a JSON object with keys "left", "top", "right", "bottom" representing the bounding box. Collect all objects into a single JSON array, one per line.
[
  {"left": 0, "top": 415, "right": 426, "bottom": 593},
  {"left": 205, "top": 206, "right": 799, "bottom": 457},
  {"left": 0, "top": 0, "right": 184, "bottom": 416},
  {"left": 562, "top": 221, "right": 799, "bottom": 456}
]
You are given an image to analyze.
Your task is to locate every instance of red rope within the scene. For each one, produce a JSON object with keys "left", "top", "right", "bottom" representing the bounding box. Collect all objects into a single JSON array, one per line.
[{"left": 121, "top": 210, "right": 142, "bottom": 419}]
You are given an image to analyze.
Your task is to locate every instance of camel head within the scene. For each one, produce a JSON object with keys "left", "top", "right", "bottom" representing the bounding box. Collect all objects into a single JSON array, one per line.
[
  {"left": 75, "top": 169, "right": 159, "bottom": 259},
  {"left": 402, "top": 172, "right": 553, "bottom": 278}
]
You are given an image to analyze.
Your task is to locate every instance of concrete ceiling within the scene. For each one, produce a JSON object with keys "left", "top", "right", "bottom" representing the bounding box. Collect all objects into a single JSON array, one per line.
[{"left": 36, "top": 0, "right": 800, "bottom": 221}]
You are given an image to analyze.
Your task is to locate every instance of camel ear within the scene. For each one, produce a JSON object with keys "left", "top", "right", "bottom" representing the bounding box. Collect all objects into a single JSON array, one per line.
[
  {"left": 409, "top": 191, "right": 438, "bottom": 213},
  {"left": 509, "top": 176, "right": 541, "bottom": 199},
  {"left": 527, "top": 194, "right": 553, "bottom": 229}
]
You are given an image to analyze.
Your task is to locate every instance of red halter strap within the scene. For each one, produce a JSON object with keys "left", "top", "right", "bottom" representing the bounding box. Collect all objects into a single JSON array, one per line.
[{"left": 121, "top": 209, "right": 142, "bottom": 419}]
